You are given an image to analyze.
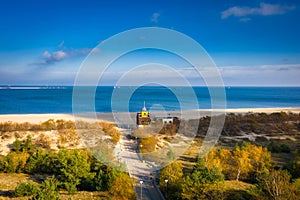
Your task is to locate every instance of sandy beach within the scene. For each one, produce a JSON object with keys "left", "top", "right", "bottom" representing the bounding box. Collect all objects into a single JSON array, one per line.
[
  {"left": 0, "top": 107, "right": 299, "bottom": 123},
  {"left": 0, "top": 114, "right": 76, "bottom": 123}
]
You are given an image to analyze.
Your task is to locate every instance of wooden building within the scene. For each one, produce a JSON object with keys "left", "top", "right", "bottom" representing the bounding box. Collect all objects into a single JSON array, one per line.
[{"left": 136, "top": 102, "right": 151, "bottom": 126}]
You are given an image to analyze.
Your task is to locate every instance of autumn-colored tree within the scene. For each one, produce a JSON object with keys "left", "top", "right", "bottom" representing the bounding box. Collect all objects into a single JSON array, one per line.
[
  {"left": 205, "top": 143, "right": 272, "bottom": 181},
  {"left": 233, "top": 146, "right": 252, "bottom": 181},
  {"left": 242, "top": 142, "right": 272, "bottom": 181},
  {"left": 204, "top": 148, "right": 231, "bottom": 172},
  {"left": 160, "top": 162, "right": 183, "bottom": 186},
  {"left": 160, "top": 162, "right": 184, "bottom": 199},
  {"left": 109, "top": 173, "right": 135, "bottom": 200},
  {"left": 251, "top": 170, "right": 298, "bottom": 200},
  {"left": 292, "top": 178, "right": 300, "bottom": 198},
  {"left": 204, "top": 148, "right": 235, "bottom": 179}
]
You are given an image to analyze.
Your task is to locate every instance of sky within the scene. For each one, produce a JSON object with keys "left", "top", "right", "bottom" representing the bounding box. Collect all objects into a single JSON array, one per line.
[{"left": 0, "top": 0, "right": 300, "bottom": 86}]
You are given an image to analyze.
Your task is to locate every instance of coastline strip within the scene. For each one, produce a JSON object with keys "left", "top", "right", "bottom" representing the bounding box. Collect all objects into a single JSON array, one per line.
[{"left": 0, "top": 107, "right": 299, "bottom": 123}]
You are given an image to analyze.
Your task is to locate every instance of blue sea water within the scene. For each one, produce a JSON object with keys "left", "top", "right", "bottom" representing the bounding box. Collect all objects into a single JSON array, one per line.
[{"left": 0, "top": 86, "right": 300, "bottom": 114}]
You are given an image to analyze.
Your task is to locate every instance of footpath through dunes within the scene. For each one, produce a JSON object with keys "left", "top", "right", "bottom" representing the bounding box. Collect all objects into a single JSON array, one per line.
[{"left": 115, "top": 127, "right": 165, "bottom": 200}]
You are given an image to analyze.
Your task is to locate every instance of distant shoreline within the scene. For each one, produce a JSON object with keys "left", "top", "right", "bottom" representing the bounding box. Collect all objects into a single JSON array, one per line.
[{"left": 0, "top": 107, "right": 299, "bottom": 123}]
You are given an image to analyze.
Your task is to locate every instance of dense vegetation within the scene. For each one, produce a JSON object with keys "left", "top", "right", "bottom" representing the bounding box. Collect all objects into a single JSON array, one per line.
[
  {"left": 0, "top": 144, "right": 135, "bottom": 199},
  {"left": 1, "top": 149, "right": 135, "bottom": 199},
  {"left": 159, "top": 142, "right": 300, "bottom": 200},
  {"left": 0, "top": 120, "right": 133, "bottom": 200},
  {"left": 157, "top": 112, "right": 300, "bottom": 200},
  {"left": 196, "top": 112, "right": 300, "bottom": 137}
]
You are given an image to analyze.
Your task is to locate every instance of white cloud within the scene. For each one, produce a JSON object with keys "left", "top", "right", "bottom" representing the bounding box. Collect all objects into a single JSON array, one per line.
[
  {"left": 151, "top": 12, "right": 160, "bottom": 23},
  {"left": 40, "top": 50, "right": 68, "bottom": 64},
  {"left": 52, "top": 50, "right": 67, "bottom": 61},
  {"left": 33, "top": 47, "right": 100, "bottom": 66},
  {"left": 221, "top": 3, "right": 295, "bottom": 19},
  {"left": 42, "top": 51, "right": 52, "bottom": 59}
]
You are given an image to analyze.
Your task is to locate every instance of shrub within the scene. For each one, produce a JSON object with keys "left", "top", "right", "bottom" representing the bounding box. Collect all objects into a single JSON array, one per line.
[
  {"left": 140, "top": 137, "right": 157, "bottom": 153},
  {"left": 32, "top": 176, "right": 60, "bottom": 200},
  {"left": 25, "top": 150, "right": 58, "bottom": 174},
  {"left": 2, "top": 151, "right": 30, "bottom": 173},
  {"left": 11, "top": 139, "right": 22, "bottom": 152},
  {"left": 56, "top": 149, "right": 93, "bottom": 194},
  {"left": 14, "top": 181, "right": 39, "bottom": 197},
  {"left": 99, "top": 121, "right": 121, "bottom": 144},
  {"left": 11, "top": 135, "right": 36, "bottom": 153},
  {"left": 93, "top": 169, "right": 109, "bottom": 191},
  {"left": 41, "top": 119, "right": 56, "bottom": 130},
  {"left": 181, "top": 158, "right": 224, "bottom": 200},
  {"left": 284, "top": 159, "right": 300, "bottom": 180},
  {"left": 267, "top": 141, "right": 291, "bottom": 153}
]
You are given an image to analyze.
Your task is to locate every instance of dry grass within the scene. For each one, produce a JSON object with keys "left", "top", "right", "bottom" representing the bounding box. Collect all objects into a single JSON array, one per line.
[
  {"left": 0, "top": 173, "right": 31, "bottom": 199},
  {"left": 60, "top": 191, "right": 111, "bottom": 200},
  {"left": 178, "top": 137, "right": 203, "bottom": 172},
  {"left": 224, "top": 180, "right": 253, "bottom": 191},
  {"left": 0, "top": 119, "right": 122, "bottom": 156},
  {"left": 0, "top": 173, "right": 30, "bottom": 190}
]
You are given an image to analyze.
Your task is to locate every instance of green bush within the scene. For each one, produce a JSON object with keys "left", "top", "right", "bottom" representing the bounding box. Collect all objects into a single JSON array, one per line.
[
  {"left": 25, "top": 150, "right": 58, "bottom": 174},
  {"left": 56, "top": 149, "right": 93, "bottom": 194},
  {"left": 32, "top": 176, "right": 60, "bottom": 200},
  {"left": 11, "top": 139, "right": 22, "bottom": 152},
  {"left": 93, "top": 169, "right": 109, "bottom": 191},
  {"left": 267, "top": 141, "right": 291, "bottom": 153},
  {"left": 14, "top": 181, "right": 39, "bottom": 197},
  {"left": 284, "top": 159, "right": 300, "bottom": 180},
  {"left": 181, "top": 158, "right": 224, "bottom": 200},
  {"left": 11, "top": 135, "right": 36, "bottom": 154}
]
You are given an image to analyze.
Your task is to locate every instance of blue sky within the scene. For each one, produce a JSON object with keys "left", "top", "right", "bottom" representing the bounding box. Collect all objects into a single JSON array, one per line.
[{"left": 0, "top": 0, "right": 299, "bottom": 86}]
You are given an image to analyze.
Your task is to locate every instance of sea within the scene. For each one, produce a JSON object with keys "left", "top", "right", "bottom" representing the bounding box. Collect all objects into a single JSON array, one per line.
[{"left": 0, "top": 86, "right": 300, "bottom": 114}]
